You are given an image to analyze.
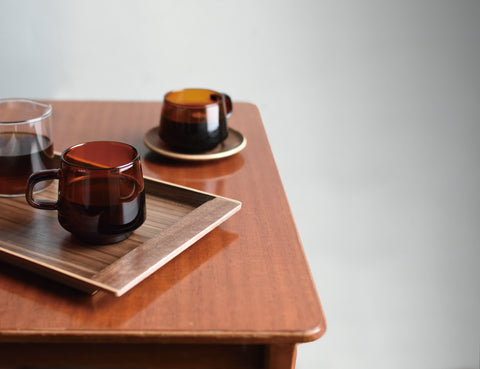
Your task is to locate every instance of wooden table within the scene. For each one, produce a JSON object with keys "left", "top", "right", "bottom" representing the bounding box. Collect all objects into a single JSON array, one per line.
[{"left": 0, "top": 101, "right": 326, "bottom": 369}]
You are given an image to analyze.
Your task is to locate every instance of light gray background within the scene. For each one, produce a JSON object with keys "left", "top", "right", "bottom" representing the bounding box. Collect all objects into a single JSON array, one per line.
[{"left": 1, "top": 1, "right": 479, "bottom": 368}]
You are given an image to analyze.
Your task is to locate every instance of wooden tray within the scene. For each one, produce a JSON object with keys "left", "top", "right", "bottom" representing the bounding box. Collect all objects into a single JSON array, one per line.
[{"left": 0, "top": 177, "right": 241, "bottom": 296}]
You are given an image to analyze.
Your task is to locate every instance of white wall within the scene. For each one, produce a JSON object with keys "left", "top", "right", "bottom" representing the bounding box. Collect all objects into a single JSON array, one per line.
[{"left": 1, "top": 1, "right": 480, "bottom": 368}]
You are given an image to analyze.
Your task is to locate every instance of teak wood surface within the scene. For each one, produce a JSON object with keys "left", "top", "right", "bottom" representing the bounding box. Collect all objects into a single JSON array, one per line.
[
  {"left": 0, "top": 176, "right": 241, "bottom": 296},
  {"left": 0, "top": 101, "right": 326, "bottom": 369}
]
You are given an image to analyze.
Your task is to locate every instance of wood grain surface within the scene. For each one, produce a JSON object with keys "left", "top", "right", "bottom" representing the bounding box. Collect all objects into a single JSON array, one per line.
[
  {"left": 0, "top": 101, "right": 326, "bottom": 348},
  {"left": 0, "top": 177, "right": 240, "bottom": 296}
]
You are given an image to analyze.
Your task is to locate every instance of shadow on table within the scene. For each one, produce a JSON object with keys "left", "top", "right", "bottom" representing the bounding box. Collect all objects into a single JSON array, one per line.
[{"left": 0, "top": 227, "right": 238, "bottom": 325}]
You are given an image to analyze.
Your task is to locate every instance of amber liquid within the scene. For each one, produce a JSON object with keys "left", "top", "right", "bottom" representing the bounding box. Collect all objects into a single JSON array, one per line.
[
  {"left": 0, "top": 132, "right": 54, "bottom": 195},
  {"left": 58, "top": 175, "right": 146, "bottom": 244},
  {"left": 159, "top": 117, "right": 227, "bottom": 152}
]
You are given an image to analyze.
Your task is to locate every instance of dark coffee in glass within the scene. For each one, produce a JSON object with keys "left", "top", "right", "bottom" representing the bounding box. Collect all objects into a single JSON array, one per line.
[
  {"left": 26, "top": 141, "right": 146, "bottom": 244},
  {"left": 0, "top": 99, "right": 54, "bottom": 196},
  {"left": 159, "top": 88, "right": 232, "bottom": 153}
]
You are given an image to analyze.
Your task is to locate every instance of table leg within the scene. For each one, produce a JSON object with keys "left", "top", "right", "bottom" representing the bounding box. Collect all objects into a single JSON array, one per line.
[{"left": 265, "top": 344, "right": 297, "bottom": 369}]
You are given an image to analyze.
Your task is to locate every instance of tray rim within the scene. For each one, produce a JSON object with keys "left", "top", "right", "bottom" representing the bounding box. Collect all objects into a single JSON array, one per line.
[{"left": 0, "top": 175, "right": 241, "bottom": 296}]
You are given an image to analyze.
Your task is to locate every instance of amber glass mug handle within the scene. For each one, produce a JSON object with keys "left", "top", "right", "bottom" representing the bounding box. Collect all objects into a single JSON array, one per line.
[
  {"left": 25, "top": 169, "right": 61, "bottom": 210},
  {"left": 223, "top": 93, "right": 233, "bottom": 118}
]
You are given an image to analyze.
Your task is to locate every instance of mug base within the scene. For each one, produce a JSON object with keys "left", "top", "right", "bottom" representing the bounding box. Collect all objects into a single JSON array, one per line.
[
  {"left": 166, "top": 144, "right": 219, "bottom": 154},
  {"left": 159, "top": 128, "right": 228, "bottom": 154},
  {"left": 72, "top": 232, "right": 132, "bottom": 245}
]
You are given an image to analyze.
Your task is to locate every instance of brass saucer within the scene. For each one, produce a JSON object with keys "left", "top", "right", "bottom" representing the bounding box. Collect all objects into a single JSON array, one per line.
[{"left": 144, "top": 127, "right": 247, "bottom": 161}]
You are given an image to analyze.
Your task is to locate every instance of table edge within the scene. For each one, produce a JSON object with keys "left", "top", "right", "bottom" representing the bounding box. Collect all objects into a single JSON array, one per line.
[{"left": 0, "top": 324, "right": 326, "bottom": 345}]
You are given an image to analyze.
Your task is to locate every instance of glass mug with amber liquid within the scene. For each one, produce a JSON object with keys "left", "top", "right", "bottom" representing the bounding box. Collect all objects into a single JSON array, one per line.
[
  {"left": 159, "top": 88, "right": 233, "bottom": 153},
  {"left": 26, "top": 141, "right": 146, "bottom": 244}
]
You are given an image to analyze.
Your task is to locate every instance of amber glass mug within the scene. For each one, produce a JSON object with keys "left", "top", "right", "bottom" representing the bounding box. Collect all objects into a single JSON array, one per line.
[
  {"left": 26, "top": 141, "right": 146, "bottom": 244},
  {"left": 159, "top": 88, "right": 232, "bottom": 152}
]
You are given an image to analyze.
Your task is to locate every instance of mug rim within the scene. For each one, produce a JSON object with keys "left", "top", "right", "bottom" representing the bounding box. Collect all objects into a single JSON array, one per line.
[
  {"left": 61, "top": 141, "right": 140, "bottom": 171},
  {"left": 164, "top": 88, "right": 223, "bottom": 108},
  {"left": 0, "top": 98, "right": 52, "bottom": 125}
]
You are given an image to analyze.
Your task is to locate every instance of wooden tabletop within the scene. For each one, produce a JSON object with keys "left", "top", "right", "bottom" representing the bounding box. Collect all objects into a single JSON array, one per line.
[{"left": 0, "top": 101, "right": 325, "bottom": 347}]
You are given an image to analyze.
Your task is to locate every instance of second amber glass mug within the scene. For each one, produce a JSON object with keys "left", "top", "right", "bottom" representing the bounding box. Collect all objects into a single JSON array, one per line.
[{"left": 159, "top": 88, "right": 233, "bottom": 153}]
